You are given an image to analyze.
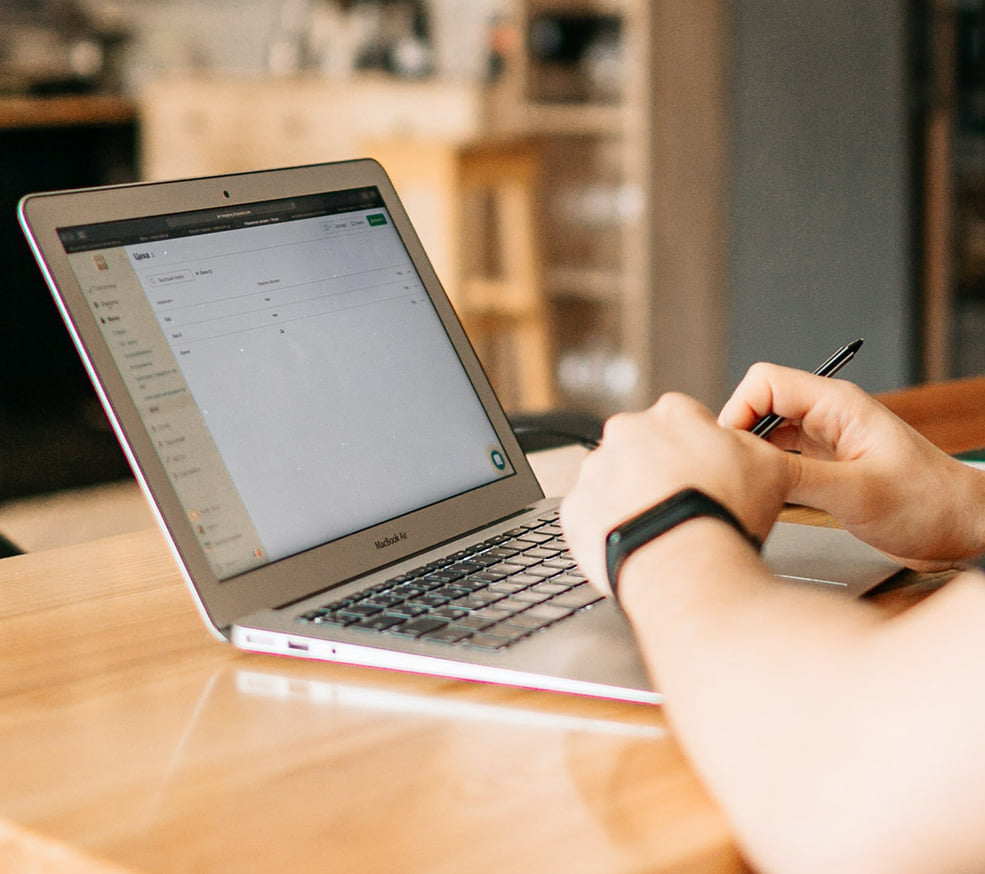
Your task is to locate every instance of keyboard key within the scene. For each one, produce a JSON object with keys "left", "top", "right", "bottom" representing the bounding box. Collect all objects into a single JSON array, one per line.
[
  {"left": 390, "top": 584, "right": 427, "bottom": 600},
  {"left": 525, "top": 603, "right": 573, "bottom": 623},
  {"left": 466, "top": 570, "right": 509, "bottom": 583},
  {"left": 516, "top": 531, "right": 554, "bottom": 544},
  {"left": 432, "top": 606, "right": 469, "bottom": 621},
  {"left": 484, "top": 562, "right": 522, "bottom": 576},
  {"left": 484, "top": 546, "right": 522, "bottom": 560},
  {"left": 523, "top": 546, "right": 564, "bottom": 560},
  {"left": 503, "top": 612, "right": 551, "bottom": 630},
  {"left": 449, "top": 595, "right": 495, "bottom": 611},
  {"left": 470, "top": 606, "right": 514, "bottom": 623},
  {"left": 430, "top": 586, "right": 471, "bottom": 601},
  {"left": 447, "top": 561, "right": 486, "bottom": 576},
  {"left": 466, "top": 590, "right": 508, "bottom": 606},
  {"left": 450, "top": 579, "right": 491, "bottom": 592},
  {"left": 338, "top": 602, "right": 384, "bottom": 618},
  {"left": 550, "top": 585, "right": 604, "bottom": 610},
  {"left": 391, "top": 616, "right": 449, "bottom": 638},
  {"left": 487, "top": 581, "right": 529, "bottom": 595},
  {"left": 388, "top": 602, "right": 430, "bottom": 618},
  {"left": 506, "top": 573, "right": 546, "bottom": 587},
  {"left": 309, "top": 611, "right": 361, "bottom": 627},
  {"left": 415, "top": 593, "right": 452, "bottom": 608},
  {"left": 357, "top": 614, "right": 406, "bottom": 632},
  {"left": 423, "top": 625, "right": 474, "bottom": 644},
  {"left": 512, "top": 589, "right": 553, "bottom": 604},
  {"left": 420, "top": 570, "right": 467, "bottom": 585},
  {"left": 455, "top": 614, "right": 497, "bottom": 630},
  {"left": 365, "top": 594, "right": 404, "bottom": 608},
  {"left": 468, "top": 553, "right": 504, "bottom": 568},
  {"left": 528, "top": 582, "right": 568, "bottom": 596},
  {"left": 494, "top": 597, "right": 535, "bottom": 614},
  {"left": 465, "top": 632, "right": 522, "bottom": 651},
  {"left": 476, "top": 623, "right": 531, "bottom": 643},
  {"left": 543, "top": 558, "right": 577, "bottom": 571},
  {"left": 521, "top": 565, "right": 562, "bottom": 579}
]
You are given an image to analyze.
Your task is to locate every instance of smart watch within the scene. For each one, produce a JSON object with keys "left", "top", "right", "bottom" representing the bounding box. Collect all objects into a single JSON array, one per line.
[{"left": 604, "top": 487, "right": 762, "bottom": 602}]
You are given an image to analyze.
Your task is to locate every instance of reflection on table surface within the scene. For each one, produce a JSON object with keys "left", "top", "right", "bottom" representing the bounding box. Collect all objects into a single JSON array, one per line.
[{"left": 0, "top": 524, "right": 742, "bottom": 872}]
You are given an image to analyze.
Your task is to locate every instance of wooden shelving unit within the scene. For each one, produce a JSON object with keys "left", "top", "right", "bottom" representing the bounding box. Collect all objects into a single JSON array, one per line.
[{"left": 500, "top": 0, "right": 730, "bottom": 415}]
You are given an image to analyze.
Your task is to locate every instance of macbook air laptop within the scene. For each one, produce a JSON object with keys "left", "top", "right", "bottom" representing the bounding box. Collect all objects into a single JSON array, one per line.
[{"left": 18, "top": 159, "right": 901, "bottom": 705}]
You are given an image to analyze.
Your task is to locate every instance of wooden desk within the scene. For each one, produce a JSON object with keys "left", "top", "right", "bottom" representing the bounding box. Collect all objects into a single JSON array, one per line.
[
  {"left": 3, "top": 379, "right": 984, "bottom": 873},
  {"left": 878, "top": 375, "right": 985, "bottom": 455}
]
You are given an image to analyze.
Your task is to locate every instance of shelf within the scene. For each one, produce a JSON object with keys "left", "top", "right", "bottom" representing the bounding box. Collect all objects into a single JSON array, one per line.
[
  {"left": 546, "top": 266, "right": 623, "bottom": 302},
  {"left": 0, "top": 93, "right": 135, "bottom": 129},
  {"left": 518, "top": 102, "right": 626, "bottom": 134}
]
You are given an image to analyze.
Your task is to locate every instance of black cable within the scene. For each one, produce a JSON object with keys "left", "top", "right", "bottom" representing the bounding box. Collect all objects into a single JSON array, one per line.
[{"left": 512, "top": 425, "right": 600, "bottom": 451}]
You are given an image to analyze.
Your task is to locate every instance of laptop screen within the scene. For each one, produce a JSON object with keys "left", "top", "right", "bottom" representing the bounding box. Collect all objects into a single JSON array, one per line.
[{"left": 56, "top": 186, "right": 513, "bottom": 580}]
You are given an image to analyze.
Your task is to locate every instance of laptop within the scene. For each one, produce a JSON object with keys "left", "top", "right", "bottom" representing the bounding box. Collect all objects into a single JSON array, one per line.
[{"left": 18, "top": 159, "right": 901, "bottom": 705}]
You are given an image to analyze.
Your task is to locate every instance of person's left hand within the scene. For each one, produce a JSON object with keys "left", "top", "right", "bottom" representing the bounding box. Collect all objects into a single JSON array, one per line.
[{"left": 561, "top": 392, "right": 796, "bottom": 593}]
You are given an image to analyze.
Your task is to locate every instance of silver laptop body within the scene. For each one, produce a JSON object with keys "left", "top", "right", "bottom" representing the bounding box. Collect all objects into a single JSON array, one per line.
[{"left": 18, "top": 160, "right": 899, "bottom": 705}]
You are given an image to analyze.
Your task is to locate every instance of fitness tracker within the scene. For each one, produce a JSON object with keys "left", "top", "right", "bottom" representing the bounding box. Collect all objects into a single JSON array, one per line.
[{"left": 604, "top": 487, "right": 762, "bottom": 601}]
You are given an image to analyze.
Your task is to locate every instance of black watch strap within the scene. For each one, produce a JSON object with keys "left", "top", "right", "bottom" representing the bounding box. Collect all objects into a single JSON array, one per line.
[{"left": 605, "top": 488, "right": 762, "bottom": 601}]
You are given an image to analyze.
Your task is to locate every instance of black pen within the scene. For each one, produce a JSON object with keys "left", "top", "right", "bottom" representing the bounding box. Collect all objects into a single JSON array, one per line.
[{"left": 750, "top": 338, "right": 864, "bottom": 439}]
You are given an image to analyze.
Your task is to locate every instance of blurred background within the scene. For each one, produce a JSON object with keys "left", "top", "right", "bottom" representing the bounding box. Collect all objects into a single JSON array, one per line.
[{"left": 0, "top": 0, "right": 981, "bottom": 509}]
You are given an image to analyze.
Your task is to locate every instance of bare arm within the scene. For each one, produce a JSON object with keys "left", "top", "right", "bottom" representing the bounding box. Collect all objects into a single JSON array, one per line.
[
  {"left": 561, "top": 381, "right": 985, "bottom": 874},
  {"left": 616, "top": 525, "right": 985, "bottom": 874}
]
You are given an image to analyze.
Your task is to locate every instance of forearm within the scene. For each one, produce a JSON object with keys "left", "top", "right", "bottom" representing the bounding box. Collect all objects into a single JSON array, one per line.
[
  {"left": 618, "top": 519, "right": 884, "bottom": 766},
  {"left": 616, "top": 521, "right": 908, "bottom": 874},
  {"left": 619, "top": 522, "right": 985, "bottom": 874}
]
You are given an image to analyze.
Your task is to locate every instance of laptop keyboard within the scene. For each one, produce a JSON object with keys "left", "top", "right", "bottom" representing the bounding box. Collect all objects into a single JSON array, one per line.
[{"left": 296, "top": 509, "right": 603, "bottom": 651}]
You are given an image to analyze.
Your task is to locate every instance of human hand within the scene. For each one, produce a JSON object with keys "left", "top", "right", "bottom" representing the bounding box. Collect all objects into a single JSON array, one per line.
[
  {"left": 561, "top": 392, "right": 795, "bottom": 594},
  {"left": 720, "top": 363, "right": 985, "bottom": 571}
]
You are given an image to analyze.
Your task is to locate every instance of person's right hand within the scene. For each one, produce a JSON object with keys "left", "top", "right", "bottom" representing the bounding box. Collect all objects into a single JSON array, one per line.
[{"left": 719, "top": 363, "right": 985, "bottom": 571}]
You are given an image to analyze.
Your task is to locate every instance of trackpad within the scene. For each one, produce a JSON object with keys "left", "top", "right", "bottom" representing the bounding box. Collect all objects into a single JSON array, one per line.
[{"left": 763, "top": 521, "right": 902, "bottom": 597}]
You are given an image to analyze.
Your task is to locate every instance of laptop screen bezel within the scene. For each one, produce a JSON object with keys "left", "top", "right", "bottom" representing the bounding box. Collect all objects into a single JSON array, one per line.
[{"left": 18, "top": 160, "right": 546, "bottom": 633}]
